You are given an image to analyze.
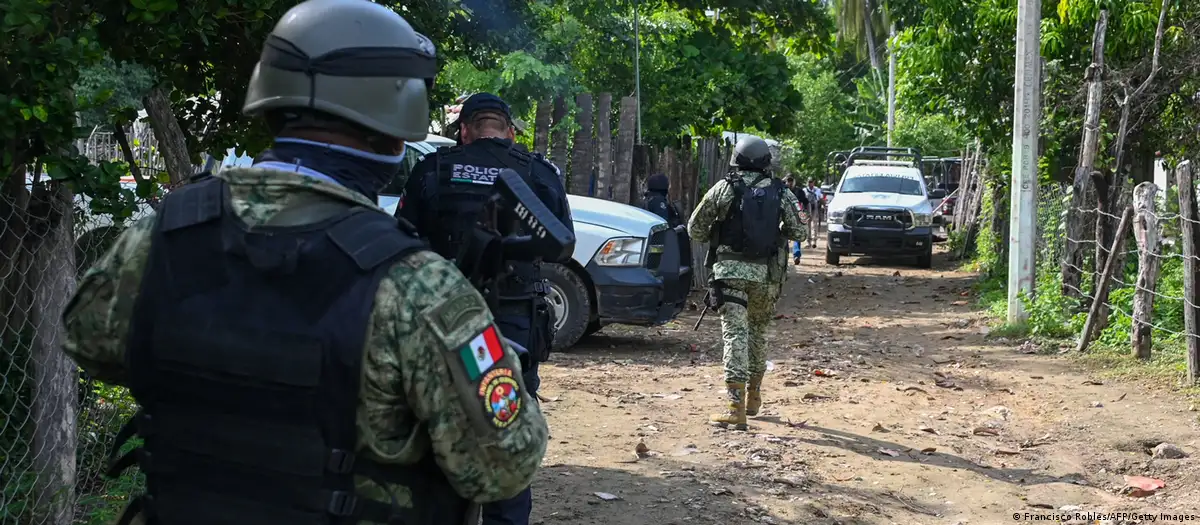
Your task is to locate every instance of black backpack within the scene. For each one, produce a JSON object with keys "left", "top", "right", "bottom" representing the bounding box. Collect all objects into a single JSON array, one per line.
[{"left": 719, "top": 173, "right": 783, "bottom": 260}]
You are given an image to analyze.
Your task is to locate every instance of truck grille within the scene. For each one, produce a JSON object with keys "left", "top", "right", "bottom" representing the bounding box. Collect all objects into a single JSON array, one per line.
[
  {"left": 846, "top": 207, "right": 911, "bottom": 230},
  {"left": 852, "top": 236, "right": 903, "bottom": 249},
  {"left": 644, "top": 225, "right": 669, "bottom": 271}
]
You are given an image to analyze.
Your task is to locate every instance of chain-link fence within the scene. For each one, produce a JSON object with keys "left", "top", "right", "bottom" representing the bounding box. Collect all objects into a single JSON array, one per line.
[{"left": 2, "top": 125, "right": 157, "bottom": 525}]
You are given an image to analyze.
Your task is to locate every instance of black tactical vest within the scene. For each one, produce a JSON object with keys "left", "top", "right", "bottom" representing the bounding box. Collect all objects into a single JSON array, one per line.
[
  {"left": 106, "top": 177, "right": 469, "bottom": 525},
  {"left": 643, "top": 192, "right": 682, "bottom": 228},
  {"left": 428, "top": 142, "right": 546, "bottom": 300},
  {"left": 718, "top": 173, "right": 784, "bottom": 261}
]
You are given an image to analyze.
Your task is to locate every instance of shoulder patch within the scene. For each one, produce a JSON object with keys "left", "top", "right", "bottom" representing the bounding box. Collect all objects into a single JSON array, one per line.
[
  {"left": 426, "top": 288, "right": 489, "bottom": 341},
  {"left": 456, "top": 325, "right": 505, "bottom": 380},
  {"left": 478, "top": 366, "right": 522, "bottom": 429}
]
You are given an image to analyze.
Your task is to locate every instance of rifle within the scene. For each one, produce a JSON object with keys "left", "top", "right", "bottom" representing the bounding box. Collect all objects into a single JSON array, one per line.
[
  {"left": 693, "top": 290, "right": 711, "bottom": 330},
  {"left": 455, "top": 169, "right": 576, "bottom": 312}
]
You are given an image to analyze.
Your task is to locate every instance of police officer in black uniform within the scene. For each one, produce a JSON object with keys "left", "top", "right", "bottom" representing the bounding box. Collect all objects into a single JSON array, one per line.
[
  {"left": 397, "top": 92, "right": 571, "bottom": 525},
  {"left": 642, "top": 173, "right": 683, "bottom": 228}
]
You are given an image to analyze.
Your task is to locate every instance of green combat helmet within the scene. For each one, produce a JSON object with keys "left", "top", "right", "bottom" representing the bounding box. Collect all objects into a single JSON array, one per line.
[
  {"left": 730, "top": 136, "right": 772, "bottom": 171},
  {"left": 242, "top": 0, "right": 438, "bottom": 141}
]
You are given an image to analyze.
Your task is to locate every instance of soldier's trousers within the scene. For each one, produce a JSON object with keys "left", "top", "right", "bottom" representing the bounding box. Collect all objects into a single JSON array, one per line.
[{"left": 717, "top": 279, "right": 777, "bottom": 383}]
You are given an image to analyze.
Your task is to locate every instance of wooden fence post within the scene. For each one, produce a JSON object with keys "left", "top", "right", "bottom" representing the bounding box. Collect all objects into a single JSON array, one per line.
[
  {"left": 678, "top": 137, "right": 696, "bottom": 217},
  {"left": 614, "top": 96, "right": 637, "bottom": 204},
  {"left": 721, "top": 139, "right": 733, "bottom": 181},
  {"left": 1131, "top": 182, "right": 1162, "bottom": 359},
  {"left": 964, "top": 151, "right": 984, "bottom": 244},
  {"left": 953, "top": 142, "right": 976, "bottom": 232},
  {"left": 550, "top": 96, "right": 569, "bottom": 180},
  {"left": 569, "top": 93, "right": 595, "bottom": 196},
  {"left": 958, "top": 151, "right": 988, "bottom": 260},
  {"left": 631, "top": 145, "right": 650, "bottom": 206},
  {"left": 1176, "top": 161, "right": 1200, "bottom": 384},
  {"left": 534, "top": 97, "right": 551, "bottom": 155},
  {"left": 595, "top": 93, "right": 613, "bottom": 200},
  {"left": 1077, "top": 205, "right": 1133, "bottom": 353},
  {"left": 1064, "top": 11, "right": 1109, "bottom": 303},
  {"left": 664, "top": 146, "right": 678, "bottom": 203}
]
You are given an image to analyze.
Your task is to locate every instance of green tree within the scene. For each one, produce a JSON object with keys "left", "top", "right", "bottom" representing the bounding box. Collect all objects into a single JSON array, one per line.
[
  {"left": 74, "top": 56, "right": 155, "bottom": 130},
  {"left": 84, "top": 0, "right": 546, "bottom": 158},
  {"left": 892, "top": 110, "right": 968, "bottom": 157},
  {"left": 477, "top": 0, "right": 824, "bottom": 145},
  {"left": 832, "top": 0, "right": 889, "bottom": 85},
  {"left": 785, "top": 54, "right": 860, "bottom": 178}
]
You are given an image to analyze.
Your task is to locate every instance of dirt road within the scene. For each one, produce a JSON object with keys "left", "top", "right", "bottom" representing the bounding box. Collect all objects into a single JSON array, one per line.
[{"left": 530, "top": 240, "right": 1200, "bottom": 524}]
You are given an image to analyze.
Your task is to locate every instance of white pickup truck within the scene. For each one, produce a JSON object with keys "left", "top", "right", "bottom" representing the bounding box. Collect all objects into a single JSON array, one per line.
[
  {"left": 76, "top": 135, "right": 692, "bottom": 350},
  {"left": 824, "top": 148, "right": 946, "bottom": 268}
]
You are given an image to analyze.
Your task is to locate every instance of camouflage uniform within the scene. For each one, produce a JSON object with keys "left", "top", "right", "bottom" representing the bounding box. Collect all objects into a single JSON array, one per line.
[
  {"left": 62, "top": 167, "right": 549, "bottom": 521},
  {"left": 688, "top": 171, "right": 805, "bottom": 427}
]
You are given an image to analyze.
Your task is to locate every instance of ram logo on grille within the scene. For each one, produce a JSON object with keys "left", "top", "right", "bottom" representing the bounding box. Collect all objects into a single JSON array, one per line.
[{"left": 864, "top": 213, "right": 894, "bottom": 221}]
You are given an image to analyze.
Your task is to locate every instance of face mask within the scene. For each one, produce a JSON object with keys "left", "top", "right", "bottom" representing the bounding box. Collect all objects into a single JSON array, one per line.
[
  {"left": 275, "top": 138, "right": 405, "bottom": 185},
  {"left": 268, "top": 138, "right": 408, "bottom": 198}
]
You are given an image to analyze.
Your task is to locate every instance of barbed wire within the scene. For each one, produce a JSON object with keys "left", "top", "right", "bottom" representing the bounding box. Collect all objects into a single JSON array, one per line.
[{"left": 1050, "top": 174, "right": 1200, "bottom": 359}]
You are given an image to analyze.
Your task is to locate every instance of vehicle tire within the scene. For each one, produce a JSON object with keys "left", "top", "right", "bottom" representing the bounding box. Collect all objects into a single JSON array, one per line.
[
  {"left": 544, "top": 262, "right": 591, "bottom": 351},
  {"left": 825, "top": 248, "right": 840, "bottom": 266},
  {"left": 916, "top": 246, "right": 933, "bottom": 269}
]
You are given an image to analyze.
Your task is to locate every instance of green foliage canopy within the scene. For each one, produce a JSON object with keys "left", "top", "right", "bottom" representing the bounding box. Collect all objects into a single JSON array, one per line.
[
  {"left": 435, "top": 0, "right": 826, "bottom": 146},
  {"left": 0, "top": 0, "right": 144, "bottom": 219}
]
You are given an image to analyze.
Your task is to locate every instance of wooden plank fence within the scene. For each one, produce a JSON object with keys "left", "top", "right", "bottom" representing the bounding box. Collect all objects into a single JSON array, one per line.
[{"left": 533, "top": 93, "right": 737, "bottom": 290}]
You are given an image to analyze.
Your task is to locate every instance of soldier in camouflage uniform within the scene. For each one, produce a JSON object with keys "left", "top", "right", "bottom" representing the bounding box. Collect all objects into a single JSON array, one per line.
[
  {"left": 688, "top": 136, "right": 805, "bottom": 430},
  {"left": 60, "top": 1, "right": 547, "bottom": 524}
]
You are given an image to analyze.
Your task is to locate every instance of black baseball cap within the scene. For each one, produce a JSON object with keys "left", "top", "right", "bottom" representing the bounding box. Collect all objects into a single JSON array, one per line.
[{"left": 459, "top": 93, "right": 512, "bottom": 124}]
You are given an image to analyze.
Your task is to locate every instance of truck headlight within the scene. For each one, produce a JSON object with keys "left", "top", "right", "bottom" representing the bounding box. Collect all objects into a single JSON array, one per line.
[
  {"left": 828, "top": 210, "right": 845, "bottom": 224},
  {"left": 594, "top": 237, "right": 645, "bottom": 266},
  {"left": 910, "top": 211, "right": 933, "bottom": 228}
]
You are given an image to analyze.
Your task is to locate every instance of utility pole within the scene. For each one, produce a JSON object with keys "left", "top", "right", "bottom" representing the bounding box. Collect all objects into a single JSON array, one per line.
[
  {"left": 886, "top": 24, "right": 897, "bottom": 147},
  {"left": 634, "top": 0, "right": 642, "bottom": 144},
  {"left": 1008, "top": 0, "right": 1041, "bottom": 324}
]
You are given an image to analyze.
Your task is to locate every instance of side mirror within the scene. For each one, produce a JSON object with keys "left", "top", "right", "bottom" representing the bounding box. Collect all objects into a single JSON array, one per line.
[{"left": 928, "top": 189, "right": 947, "bottom": 200}]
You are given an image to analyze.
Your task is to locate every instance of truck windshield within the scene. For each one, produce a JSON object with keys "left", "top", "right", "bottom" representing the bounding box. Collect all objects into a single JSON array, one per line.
[{"left": 839, "top": 175, "right": 923, "bottom": 196}]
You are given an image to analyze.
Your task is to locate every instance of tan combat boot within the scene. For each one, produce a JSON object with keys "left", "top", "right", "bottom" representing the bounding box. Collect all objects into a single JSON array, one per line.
[
  {"left": 746, "top": 374, "right": 764, "bottom": 416},
  {"left": 709, "top": 382, "right": 748, "bottom": 430}
]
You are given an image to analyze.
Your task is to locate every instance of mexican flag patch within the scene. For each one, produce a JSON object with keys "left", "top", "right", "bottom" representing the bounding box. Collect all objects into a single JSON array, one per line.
[{"left": 459, "top": 325, "right": 504, "bottom": 380}]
